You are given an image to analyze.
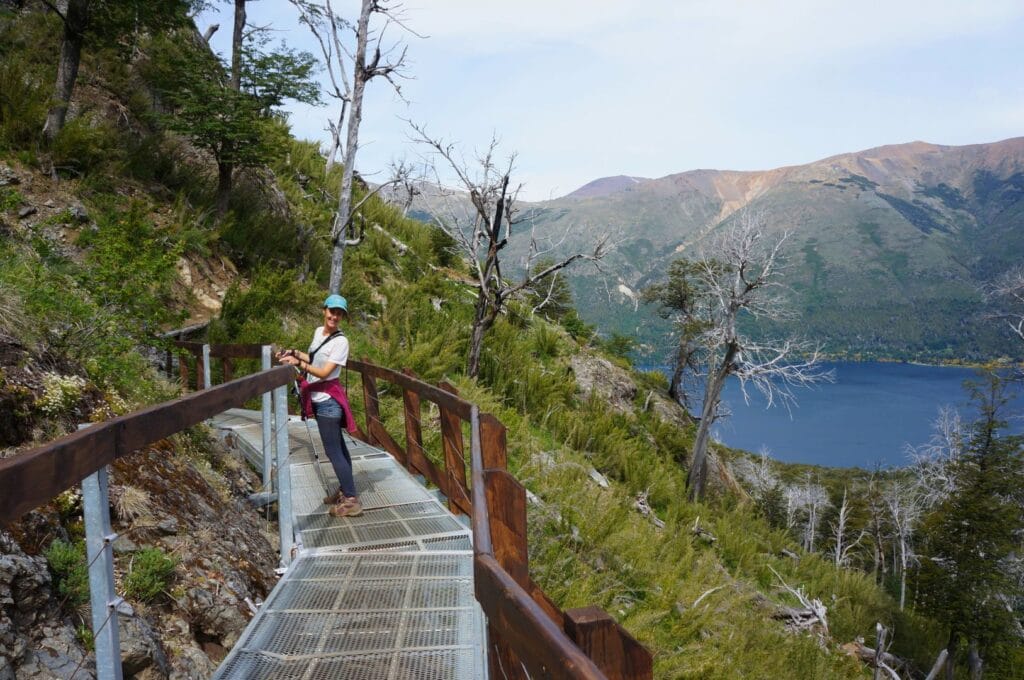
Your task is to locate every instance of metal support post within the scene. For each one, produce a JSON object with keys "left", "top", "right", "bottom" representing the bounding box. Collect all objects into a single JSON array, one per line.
[
  {"left": 201, "top": 344, "right": 211, "bottom": 390},
  {"left": 82, "top": 464, "right": 124, "bottom": 680},
  {"left": 273, "top": 384, "right": 293, "bottom": 565},
  {"left": 261, "top": 346, "right": 273, "bottom": 489}
]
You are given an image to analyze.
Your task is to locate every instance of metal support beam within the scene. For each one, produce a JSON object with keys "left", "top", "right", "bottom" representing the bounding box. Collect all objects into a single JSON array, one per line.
[
  {"left": 273, "top": 385, "right": 293, "bottom": 565},
  {"left": 82, "top": 463, "right": 124, "bottom": 680},
  {"left": 202, "top": 344, "right": 212, "bottom": 390},
  {"left": 261, "top": 346, "right": 273, "bottom": 489}
]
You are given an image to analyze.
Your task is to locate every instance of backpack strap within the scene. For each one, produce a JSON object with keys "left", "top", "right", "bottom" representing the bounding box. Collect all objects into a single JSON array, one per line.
[{"left": 309, "top": 330, "right": 344, "bottom": 362}]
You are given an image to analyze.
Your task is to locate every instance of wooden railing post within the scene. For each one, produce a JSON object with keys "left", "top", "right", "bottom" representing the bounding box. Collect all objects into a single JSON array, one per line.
[
  {"left": 483, "top": 469, "right": 529, "bottom": 587},
  {"left": 221, "top": 357, "right": 234, "bottom": 383},
  {"left": 479, "top": 413, "right": 507, "bottom": 470},
  {"left": 178, "top": 350, "right": 191, "bottom": 390},
  {"left": 438, "top": 381, "right": 470, "bottom": 515},
  {"left": 564, "top": 606, "right": 653, "bottom": 680},
  {"left": 361, "top": 371, "right": 381, "bottom": 448},
  {"left": 402, "top": 369, "right": 427, "bottom": 476}
]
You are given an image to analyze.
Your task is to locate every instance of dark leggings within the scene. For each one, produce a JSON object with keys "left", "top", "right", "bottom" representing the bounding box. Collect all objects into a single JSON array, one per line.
[{"left": 313, "top": 399, "right": 357, "bottom": 498}]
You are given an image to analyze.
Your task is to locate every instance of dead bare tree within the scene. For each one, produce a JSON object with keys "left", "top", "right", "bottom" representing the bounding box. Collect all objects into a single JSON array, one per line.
[
  {"left": 906, "top": 405, "right": 964, "bottom": 507},
  {"left": 291, "top": 0, "right": 413, "bottom": 294},
  {"left": 830, "top": 487, "right": 866, "bottom": 568},
  {"left": 678, "top": 211, "right": 831, "bottom": 501},
  {"left": 884, "top": 481, "right": 923, "bottom": 611},
  {"left": 410, "top": 124, "right": 611, "bottom": 377}
]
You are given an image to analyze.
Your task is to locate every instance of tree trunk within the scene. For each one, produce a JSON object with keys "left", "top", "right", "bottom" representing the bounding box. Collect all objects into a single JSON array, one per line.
[
  {"left": 230, "top": 0, "right": 245, "bottom": 91},
  {"left": 944, "top": 631, "right": 958, "bottom": 680},
  {"left": 967, "top": 640, "right": 983, "bottom": 680},
  {"left": 687, "top": 346, "right": 735, "bottom": 501},
  {"left": 467, "top": 293, "right": 494, "bottom": 379},
  {"left": 216, "top": 161, "right": 233, "bottom": 216},
  {"left": 328, "top": 0, "right": 373, "bottom": 294},
  {"left": 668, "top": 351, "right": 686, "bottom": 408},
  {"left": 42, "top": 0, "right": 89, "bottom": 143}
]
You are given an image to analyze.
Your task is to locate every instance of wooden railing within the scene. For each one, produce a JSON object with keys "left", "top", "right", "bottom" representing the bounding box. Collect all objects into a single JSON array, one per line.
[
  {"left": 344, "top": 358, "right": 653, "bottom": 680},
  {"left": 0, "top": 366, "right": 295, "bottom": 527},
  {"left": 173, "top": 341, "right": 265, "bottom": 391},
  {"left": 0, "top": 346, "right": 653, "bottom": 679}
]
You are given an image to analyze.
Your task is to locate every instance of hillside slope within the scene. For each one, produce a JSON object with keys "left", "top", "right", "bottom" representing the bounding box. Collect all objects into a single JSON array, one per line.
[{"left": 517, "top": 138, "right": 1024, "bottom": 361}]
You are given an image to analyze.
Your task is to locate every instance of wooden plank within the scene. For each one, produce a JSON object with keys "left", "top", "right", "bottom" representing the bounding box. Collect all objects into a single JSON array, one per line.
[
  {"left": 438, "top": 381, "right": 469, "bottom": 516},
  {"left": 361, "top": 371, "right": 382, "bottom": 448},
  {"left": 347, "top": 359, "right": 473, "bottom": 420},
  {"left": 474, "top": 554, "right": 607, "bottom": 680},
  {"left": 368, "top": 419, "right": 407, "bottom": 464},
  {"left": 480, "top": 413, "right": 508, "bottom": 470},
  {"left": 483, "top": 469, "right": 529, "bottom": 588},
  {"left": 564, "top": 607, "right": 653, "bottom": 680},
  {"left": 487, "top": 622, "right": 530, "bottom": 680},
  {"left": 401, "top": 371, "right": 430, "bottom": 477},
  {"left": 529, "top": 579, "right": 567, "bottom": 629},
  {"left": 0, "top": 366, "right": 295, "bottom": 526},
  {"left": 0, "top": 424, "right": 117, "bottom": 525},
  {"left": 178, "top": 352, "right": 191, "bottom": 390}
]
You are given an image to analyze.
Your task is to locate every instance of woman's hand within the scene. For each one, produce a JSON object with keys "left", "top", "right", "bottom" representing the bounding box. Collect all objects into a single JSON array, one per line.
[{"left": 276, "top": 349, "right": 300, "bottom": 366}]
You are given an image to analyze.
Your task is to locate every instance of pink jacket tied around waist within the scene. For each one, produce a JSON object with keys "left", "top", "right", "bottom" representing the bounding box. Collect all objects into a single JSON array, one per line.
[{"left": 298, "top": 377, "right": 358, "bottom": 434}]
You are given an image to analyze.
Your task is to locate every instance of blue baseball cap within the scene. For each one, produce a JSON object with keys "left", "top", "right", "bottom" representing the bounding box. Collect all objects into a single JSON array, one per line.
[{"left": 323, "top": 294, "right": 348, "bottom": 312}]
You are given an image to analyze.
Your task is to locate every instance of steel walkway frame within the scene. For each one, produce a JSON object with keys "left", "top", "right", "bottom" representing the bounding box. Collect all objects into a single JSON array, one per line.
[{"left": 210, "top": 409, "right": 487, "bottom": 680}]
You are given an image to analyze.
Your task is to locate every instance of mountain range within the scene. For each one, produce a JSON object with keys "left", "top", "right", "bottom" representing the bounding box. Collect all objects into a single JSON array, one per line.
[{"left": 513, "top": 137, "right": 1024, "bottom": 361}]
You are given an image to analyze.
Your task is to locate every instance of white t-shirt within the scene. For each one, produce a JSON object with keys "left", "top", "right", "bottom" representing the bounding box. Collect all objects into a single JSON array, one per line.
[{"left": 307, "top": 326, "right": 349, "bottom": 403}]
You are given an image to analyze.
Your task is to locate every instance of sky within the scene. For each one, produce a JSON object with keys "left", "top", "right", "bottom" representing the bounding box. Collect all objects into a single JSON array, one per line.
[{"left": 198, "top": 1, "right": 1024, "bottom": 201}]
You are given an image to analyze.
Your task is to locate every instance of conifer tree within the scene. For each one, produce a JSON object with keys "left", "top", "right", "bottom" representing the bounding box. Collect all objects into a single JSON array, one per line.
[{"left": 916, "top": 372, "right": 1024, "bottom": 678}]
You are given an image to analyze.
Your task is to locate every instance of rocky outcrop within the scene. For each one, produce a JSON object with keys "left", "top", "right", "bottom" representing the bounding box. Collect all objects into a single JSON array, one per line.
[
  {"left": 568, "top": 352, "right": 692, "bottom": 430},
  {"left": 0, "top": 532, "right": 92, "bottom": 680},
  {"left": 1, "top": 433, "right": 279, "bottom": 678}
]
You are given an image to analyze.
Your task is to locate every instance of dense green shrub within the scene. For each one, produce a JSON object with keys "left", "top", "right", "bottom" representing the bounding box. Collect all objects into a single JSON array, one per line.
[
  {"left": 51, "top": 116, "right": 124, "bottom": 176},
  {"left": 44, "top": 539, "right": 89, "bottom": 608},
  {"left": 124, "top": 547, "right": 177, "bottom": 602}
]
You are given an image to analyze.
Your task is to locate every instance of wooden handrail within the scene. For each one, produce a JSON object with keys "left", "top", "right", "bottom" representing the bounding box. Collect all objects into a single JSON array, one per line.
[
  {"left": 0, "top": 366, "right": 295, "bottom": 526},
  {"left": 343, "top": 358, "right": 653, "bottom": 680}
]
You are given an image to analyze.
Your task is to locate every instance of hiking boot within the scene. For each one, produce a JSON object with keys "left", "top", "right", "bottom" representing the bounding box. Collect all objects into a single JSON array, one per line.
[
  {"left": 329, "top": 496, "right": 363, "bottom": 518},
  {"left": 323, "top": 489, "right": 343, "bottom": 505}
]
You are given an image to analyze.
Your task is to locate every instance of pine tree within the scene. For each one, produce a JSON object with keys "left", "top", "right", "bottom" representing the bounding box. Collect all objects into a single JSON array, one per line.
[{"left": 916, "top": 372, "right": 1024, "bottom": 678}]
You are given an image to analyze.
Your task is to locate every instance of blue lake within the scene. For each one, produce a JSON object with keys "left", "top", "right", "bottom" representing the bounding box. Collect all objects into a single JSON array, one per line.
[{"left": 657, "top": 361, "right": 1022, "bottom": 469}]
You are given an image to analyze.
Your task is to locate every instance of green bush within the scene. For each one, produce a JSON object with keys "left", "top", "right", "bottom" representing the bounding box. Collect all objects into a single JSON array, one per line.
[
  {"left": 124, "top": 546, "right": 177, "bottom": 602},
  {"left": 0, "top": 187, "right": 22, "bottom": 212},
  {"left": 44, "top": 539, "right": 89, "bottom": 608},
  {"left": 51, "top": 116, "right": 124, "bottom": 176}
]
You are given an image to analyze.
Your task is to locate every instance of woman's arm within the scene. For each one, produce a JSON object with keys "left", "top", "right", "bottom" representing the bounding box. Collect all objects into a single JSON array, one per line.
[{"left": 277, "top": 351, "right": 338, "bottom": 379}]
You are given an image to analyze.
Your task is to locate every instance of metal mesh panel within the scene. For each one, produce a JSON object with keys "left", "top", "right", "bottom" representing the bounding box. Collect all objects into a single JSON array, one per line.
[
  {"left": 392, "top": 649, "right": 480, "bottom": 680},
  {"left": 210, "top": 410, "right": 488, "bottom": 680},
  {"left": 400, "top": 609, "right": 463, "bottom": 649},
  {"left": 266, "top": 580, "right": 347, "bottom": 611},
  {"left": 248, "top": 611, "right": 405, "bottom": 655},
  {"left": 214, "top": 653, "right": 312, "bottom": 680}
]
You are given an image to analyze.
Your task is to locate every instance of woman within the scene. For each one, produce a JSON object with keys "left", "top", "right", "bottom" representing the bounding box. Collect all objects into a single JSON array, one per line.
[{"left": 277, "top": 294, "right": 362, "bottom": 518}]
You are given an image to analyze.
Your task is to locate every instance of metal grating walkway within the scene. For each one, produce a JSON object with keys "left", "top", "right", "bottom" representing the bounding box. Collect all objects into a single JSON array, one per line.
[{"left": 210, "top": 409, "right": 486, "bottom": 680}]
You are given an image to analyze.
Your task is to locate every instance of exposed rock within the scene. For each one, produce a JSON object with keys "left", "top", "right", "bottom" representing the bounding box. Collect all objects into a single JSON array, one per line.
[
  {"left": 569, "top": 353, "right": 637, "bottom": 414},
  {"left": 68, "top": 205, "right": 89, "bottom": 223},
  {"left": 157, "top": 517, "right": 179, "bottom": 535},
  {"left": 569, "top": 352, "right": 692, "bottom": 431},
  {"left": 0, "top": 165, "right": 19, "bottom": 187},
  {"left": 20, "top": 623, "right": 93, "bottom": 679},
  {"left": 119, "top": 612, "right": 169, "bottom": 676},
  {"left": 17, "top": 206, "right": 36, "bottom": 219}
]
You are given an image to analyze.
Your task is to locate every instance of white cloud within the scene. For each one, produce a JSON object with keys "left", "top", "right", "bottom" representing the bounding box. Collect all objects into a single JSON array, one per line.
[{"left": 200, "top": 1, "right": 1024, "bottom": 200}]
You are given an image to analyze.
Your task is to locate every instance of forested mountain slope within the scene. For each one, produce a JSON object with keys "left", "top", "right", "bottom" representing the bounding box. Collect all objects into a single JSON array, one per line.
[{"left": 516, "top": 138, "right": 1024, "bottom": 362}]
